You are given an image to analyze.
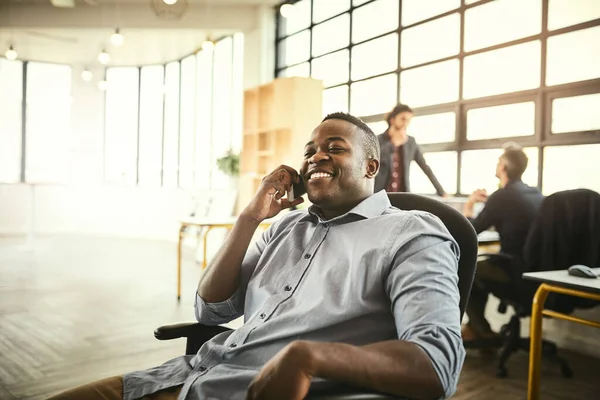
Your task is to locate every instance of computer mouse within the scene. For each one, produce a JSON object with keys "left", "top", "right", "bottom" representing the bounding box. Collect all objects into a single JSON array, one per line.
[{"left": 568, "top": 265, "right": 598, "bottom": 279}]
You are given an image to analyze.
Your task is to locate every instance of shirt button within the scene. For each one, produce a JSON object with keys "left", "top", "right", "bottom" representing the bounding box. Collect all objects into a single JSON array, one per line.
[
  {"left": 199, "top": 366, "right": 207, "bottom": 371},
  {"left": 323, "top": 223, "right": 329, "bottom": 228},
  {"left": 392, "top": 183, "right": 398, "bottom": 188},
  {"left": 392, "top": 172, "right": 398, "bottom": 177},
  {"left": 259, "top": 313, "right": 266, "bottom": 319},
  {"left": 304, "top": 253, "right": 311, "bottom": 259},
  {"left": 284, "top": 285, "right": 292, "bottom": 291},
  {"left": 230, "top": 343, "right": 237, "bottom": 348}
]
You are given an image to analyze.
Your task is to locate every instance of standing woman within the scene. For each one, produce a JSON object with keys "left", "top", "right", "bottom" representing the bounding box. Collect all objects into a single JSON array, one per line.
[{"left": 374, "top": 104, "right": 447, "bottom": 196}]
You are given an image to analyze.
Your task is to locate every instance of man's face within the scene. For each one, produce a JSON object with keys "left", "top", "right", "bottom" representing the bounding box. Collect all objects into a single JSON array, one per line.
[
  {"left": 299, "top": 119, "right": 376, "bottom": 210},
  {"left": 391, "top": 111, "right": 413, "bottom": 132},
  {"left": 495, "top": 156, "right": 505, "bottom": 179}
]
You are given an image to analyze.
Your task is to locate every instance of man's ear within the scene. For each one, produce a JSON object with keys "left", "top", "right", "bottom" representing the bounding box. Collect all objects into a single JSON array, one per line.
[{"left": 365, "top": 158, "right": 379, "bottom": 179}]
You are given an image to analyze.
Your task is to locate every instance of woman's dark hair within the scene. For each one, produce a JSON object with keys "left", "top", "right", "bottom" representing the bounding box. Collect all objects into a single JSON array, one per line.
[{"left": 386, "top": 104, "right": 413, "bottom": 125}]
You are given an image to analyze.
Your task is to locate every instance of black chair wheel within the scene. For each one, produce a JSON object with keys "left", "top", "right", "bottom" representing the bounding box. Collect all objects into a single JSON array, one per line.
[
  {"left": 561, "top": 364, "right": 573, "bottom": 378},
  {"left": 496, "top": 366, "right": 508, "bottom": 378}
]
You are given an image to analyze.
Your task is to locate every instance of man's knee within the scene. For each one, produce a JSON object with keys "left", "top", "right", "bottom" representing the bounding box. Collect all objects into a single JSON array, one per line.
[{"left": 47, "top": 376, "right": 123, "bottom": 400}]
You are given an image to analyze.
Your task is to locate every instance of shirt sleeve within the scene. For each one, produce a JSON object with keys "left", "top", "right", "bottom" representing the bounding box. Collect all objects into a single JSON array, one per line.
[
  {"left": 467, "top": 190, "right": 501, "bottom": 234},
  {"left": 385, "top": 212, "right": 465, "bottom": 399},
  {"left": 194, "top": 223, "right": 274, "bottom": 325}
]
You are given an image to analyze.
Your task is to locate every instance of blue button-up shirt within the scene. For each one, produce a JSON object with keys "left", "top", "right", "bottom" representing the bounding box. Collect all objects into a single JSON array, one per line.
[{"left": 124, "top": 190, "right": 465, "bottom": 400}]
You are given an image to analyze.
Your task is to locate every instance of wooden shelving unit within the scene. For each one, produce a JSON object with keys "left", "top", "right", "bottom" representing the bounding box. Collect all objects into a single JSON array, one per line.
[{"left": 237, "top": 77, "right": 323, "bottom": 213}]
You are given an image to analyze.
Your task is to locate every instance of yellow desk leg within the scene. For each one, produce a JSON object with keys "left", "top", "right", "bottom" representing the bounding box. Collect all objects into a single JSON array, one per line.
[
  {"left": 177, "top": 226, "right": 185, "bottom": 301},
  {"left": 202, "top": 226, "right": 215, "bottom": 269},
  {"left": 528, "top": 283, "right": 550, "bottom": 400}
]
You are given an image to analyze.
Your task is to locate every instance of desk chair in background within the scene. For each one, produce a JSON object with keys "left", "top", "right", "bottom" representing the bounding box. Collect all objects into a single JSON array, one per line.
[
  {"left": 466, "top": 189, "right": 600, "bottom": 378},
  {"left": 154, "top": 193, "right": 478, "bottom": 400}
]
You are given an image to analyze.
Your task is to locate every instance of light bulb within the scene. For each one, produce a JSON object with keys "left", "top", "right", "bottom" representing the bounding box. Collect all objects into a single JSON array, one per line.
[
  {"left": 98, "top": 50, "right": 111, "bottom": 65},
  {"left": 5, "top": 45, "right": 18, "bottom": 61},
  {"left": 163, "top": 0, "right": 177, "bottom": 4},
  {"left": 111, "top": 29, "right": 124, "bottom": 46},
  {"left": 202, "top": 40, "right": 215, "bottom": 52},
  {"left": 280, "top": 3, "right": 294, "bottom": 18},
  {"left": 97, "top": 80, "right": 108, "bottom": 91},
  {"left": 81, "top": 69, "right": 93, "bottom": 82}
]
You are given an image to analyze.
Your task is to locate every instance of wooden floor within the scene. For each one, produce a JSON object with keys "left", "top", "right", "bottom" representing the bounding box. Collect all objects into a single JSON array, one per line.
[{"left": 0, "top": 235, "right": 598, "bottom": 400}]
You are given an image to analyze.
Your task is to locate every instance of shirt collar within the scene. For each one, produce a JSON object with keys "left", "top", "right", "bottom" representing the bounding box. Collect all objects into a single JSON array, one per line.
[{"left": 305, "top": 190, "right": 391, "bottom": 223}]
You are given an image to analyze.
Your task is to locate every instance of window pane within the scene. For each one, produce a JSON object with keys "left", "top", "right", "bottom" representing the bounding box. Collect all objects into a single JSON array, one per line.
[
  {"left": 280, "top": 62, "right": 310, "bottom": 78},
  {"left": 546, "top": 27, "right": 600, "bottom": 86},
  {"left": 138, "top": 65, "right": 164, "bottom": 187},
  {"left": 312, "top": 50, "right": 349, "bottom": 87},
  {"left": 179, "top": 55, "right": 196, "bottom": 189},
  {"left": 0, "top": 59, "right": 23, "bottom": 183},
  {"left": 26, "top": 62, "right": 72, "bottom": 183},
  {"left": 543, "top": 144, "right": 600, "bottom": 194},
  {"left": 105, "top": 67, "right": 139, "bottom": 185},
  {"left": 231, "top": 33, "right": 245, "bottom": 155},
  {"left": 400, "top": 59, "right": 459, "bottom": 107},
  {"left": 323, "top": 85, "right": 348, "bottom": 117},
  {"left": 367, "top": 120, "right": 388, "bottom": 135},
  {"left": 351, "top": 33, "right": 397, "bottom": 81},
  {"left": 212, "top": 37, "right": 234, "bottom": 190},
  {"left": 195, "top": 49, "right": 214, "bottom": 189},
  {"left": 410, "top": 151, "right": 458, "bottom": 194},
  {"left": 408, "top": 112, "right": 456, "bottom": 144},
  {"left": 552, "top": 93, "right": 600, "bottom": 134},
  {"left": 312, "top": 13, "right": 350, "bottom": 57},
  {"left": 163, "top": 62, "right": 180, "bottom": 188},
  {"left": 402, "top": 0, "right": 460, "bottom": 26},
  {"left": 467, "top": 102, "right": 535, "bottom": 140},
  {"left": 352, "top": 0, "right": 399, "bottom": 43},
  {"left": 401, "top": 13, "right": 460, "bottom": 68},
  {"left": 350, "top": 74, "right": 397, "bottom": 116},
  {"left": 460, "top": 147, "right": 538, "bottom": 194},
  {"left": 548, "top": 0, "right": 600, "bottom": 30},
  {"left": 465, "top": 0, "right": 541, "bottom": 51},
  {"left": 313, "top": 0, "right": 350, "bottom": 23},
  {"left": 464, "top": 41, "right": 540, "bottom": 99},
  {"left": 277, "top": 30, "right": 310, "bottom": 68},
  {"left": 279, "top": 0, "right": 311, "bottom": 36}
]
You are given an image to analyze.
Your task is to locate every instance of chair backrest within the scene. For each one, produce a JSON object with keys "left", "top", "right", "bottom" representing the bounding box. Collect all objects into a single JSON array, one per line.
[{"left": 387, "top": 193, "right": 478, "bottom": 319}]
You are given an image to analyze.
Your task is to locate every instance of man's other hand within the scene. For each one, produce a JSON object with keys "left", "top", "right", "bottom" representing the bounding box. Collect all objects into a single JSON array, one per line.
[
  {"left": 246, "top": 341, "right": 313, "bottom": 400},
  {"left": 241, "top": 165, "right": 305, "bottom": 223},
  {"left": 467, "top": 189, "right": 488, "bottom": 204}
]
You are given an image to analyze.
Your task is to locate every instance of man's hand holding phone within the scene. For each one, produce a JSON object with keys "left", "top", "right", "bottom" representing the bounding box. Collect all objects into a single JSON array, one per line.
[{"left": 241, "top": 165, "right": 305, "bottom": 223}]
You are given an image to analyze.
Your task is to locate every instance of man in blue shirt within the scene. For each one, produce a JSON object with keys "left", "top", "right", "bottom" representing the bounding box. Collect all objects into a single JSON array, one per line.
[
  {"left": 50, "top": 113, "right": 465, "bottom": 400},
  {"left": 462, "top": 144, "right": 544, "bottom": 342}
]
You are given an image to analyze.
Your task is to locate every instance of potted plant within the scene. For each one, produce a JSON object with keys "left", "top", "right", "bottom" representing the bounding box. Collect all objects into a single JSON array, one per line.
[{"left": 216, "top": 150, "right": 240, "bottom": 189}]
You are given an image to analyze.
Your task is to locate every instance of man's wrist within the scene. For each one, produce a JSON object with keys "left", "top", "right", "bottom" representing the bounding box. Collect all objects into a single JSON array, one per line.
[{"left": 287, "top": 340, "right": 318, "bottom": 376}]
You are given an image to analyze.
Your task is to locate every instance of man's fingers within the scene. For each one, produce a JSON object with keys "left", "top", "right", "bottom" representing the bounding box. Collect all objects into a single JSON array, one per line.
[
  {"left": 272, "top": 165, "right": 300, "bottom": 183},
  {"left": 280, "top": 196, "right": 304, "bottom": 209}
]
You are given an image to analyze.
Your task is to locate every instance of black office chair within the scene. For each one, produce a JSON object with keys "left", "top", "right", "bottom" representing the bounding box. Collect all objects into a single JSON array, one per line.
[
  {"left": 154, "top": 193, "right": 478, "bottom": 399},
  {"left": 466, "top": 189, "right": 600, "bottom": 378}
]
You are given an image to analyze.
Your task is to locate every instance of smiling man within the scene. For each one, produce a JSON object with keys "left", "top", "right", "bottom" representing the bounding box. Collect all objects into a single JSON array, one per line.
[{"left": 49, "top": 113, "right": 464, "bottom": 400}]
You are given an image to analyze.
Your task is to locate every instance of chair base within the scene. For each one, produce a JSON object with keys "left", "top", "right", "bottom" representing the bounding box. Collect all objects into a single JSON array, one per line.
[{"left": 465, "top": 314, "right": 573, "bottom": 379}]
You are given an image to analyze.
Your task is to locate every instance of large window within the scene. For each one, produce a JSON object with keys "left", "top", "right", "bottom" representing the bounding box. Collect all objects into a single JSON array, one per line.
[
  {"left": 103, "top": 34, "right": 244, "bottom": 190},
  {"left": 0, "top": 59, "right": 23, "bottom": 183},
  {"left": 276, "top": 0, "right": 600, "bottom": 195}
]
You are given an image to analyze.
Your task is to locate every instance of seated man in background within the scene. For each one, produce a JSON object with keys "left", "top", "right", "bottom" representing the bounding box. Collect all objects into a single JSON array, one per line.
[
  {"left": 50, "top": 113, "right": 464, "bottom": 400},
  {"left": 461, "top": 144, "right": 544, "bottom": 342}
]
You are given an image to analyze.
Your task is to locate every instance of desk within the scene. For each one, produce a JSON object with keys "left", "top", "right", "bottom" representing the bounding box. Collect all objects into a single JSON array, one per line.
[
  {"left": 176, "top": 217, "right": 274, "bottom": 300},
  {"left": 523, "top": 268, "right": 600, "bottom": 400}
]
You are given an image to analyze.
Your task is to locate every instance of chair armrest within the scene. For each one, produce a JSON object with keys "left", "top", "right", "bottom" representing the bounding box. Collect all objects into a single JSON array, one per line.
[{"left": 154, "top": 322, "right": 232, "bottom": 341}]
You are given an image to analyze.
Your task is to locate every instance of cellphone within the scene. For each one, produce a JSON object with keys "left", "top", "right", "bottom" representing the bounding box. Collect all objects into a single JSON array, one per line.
[{"left": 287, "top": 178, "right": 306, "bottom": 202}]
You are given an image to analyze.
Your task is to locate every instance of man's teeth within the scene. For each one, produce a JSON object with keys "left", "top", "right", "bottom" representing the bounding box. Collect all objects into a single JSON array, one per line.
[{"left": 309, "top": 172, "right": 332, "bottom": 180}]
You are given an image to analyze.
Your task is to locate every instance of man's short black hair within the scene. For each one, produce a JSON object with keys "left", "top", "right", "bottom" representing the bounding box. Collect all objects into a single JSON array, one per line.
[
  {"left": 386, "top": 104, "right": 413, "bottom": 125},
  {"left": 322, "top": 112, "right": 380, "bottom": 161},
  {"left": 501, "top": 142, "right": 528, "bottom": 180}
]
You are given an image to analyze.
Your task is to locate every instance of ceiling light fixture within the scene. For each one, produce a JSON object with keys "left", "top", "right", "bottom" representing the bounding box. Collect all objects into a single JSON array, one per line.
[
  {"left": 111, "top": 28, "right": 124, "bottom": 46},
  {"left": 202, "top": 34, "right": 215, "bottom": 52},
  {"left": 81, "top": 68, "right": 93, "bottom": 82},
  {"left": 5, "top": 45, "right": 18, "bottom": 61},
  {"left": 280, "top": 3, "right": 295, "bottom": 18},
  {"left": 98, "top": 49, "right": 111, "bottom": 65},
  {"left": 163, "top": 0, "right": 177, "bottom": 5}
]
